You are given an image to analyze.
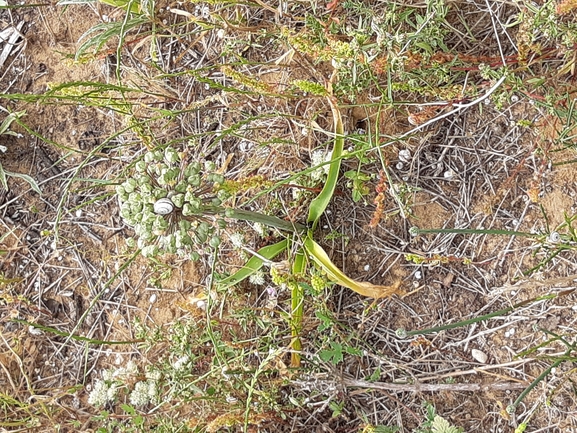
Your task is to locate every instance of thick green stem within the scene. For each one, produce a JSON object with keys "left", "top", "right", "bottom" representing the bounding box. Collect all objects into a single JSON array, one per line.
[{"left": 227, "top": 208, "right": 307, "bottom": 233}]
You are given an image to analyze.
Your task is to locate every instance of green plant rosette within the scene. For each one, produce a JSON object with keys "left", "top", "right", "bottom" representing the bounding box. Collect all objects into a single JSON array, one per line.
[{"left": 116, "top": 146, "right": 228, "bottom": 258}]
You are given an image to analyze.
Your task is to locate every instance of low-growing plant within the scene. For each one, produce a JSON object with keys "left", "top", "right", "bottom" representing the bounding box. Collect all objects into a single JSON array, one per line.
[
  {"left": 116, "top": 92, "right": 402, "bottom": 368},
  {"left": 0, "top": 109, "right": 41, "bottom": 194}
]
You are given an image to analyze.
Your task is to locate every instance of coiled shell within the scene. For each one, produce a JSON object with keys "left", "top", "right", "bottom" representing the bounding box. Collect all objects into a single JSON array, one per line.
[{"left": 153, "top": 198, "right": 174, "bottom": 215}]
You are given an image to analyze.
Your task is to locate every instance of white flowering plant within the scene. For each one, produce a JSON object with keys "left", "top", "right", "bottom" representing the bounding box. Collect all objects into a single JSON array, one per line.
[
  {"left": 117, "top": 146, "right": 231, "bottom": 258},
  {"left": 117, "top": 145, "right": 307, "bottom": 259},
  {"left": 116, "top": 98, "right": 401, "bottom": 370}
]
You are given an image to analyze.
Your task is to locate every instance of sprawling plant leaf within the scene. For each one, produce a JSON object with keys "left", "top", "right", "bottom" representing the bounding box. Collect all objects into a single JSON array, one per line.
[{"left": 304, "top": 237, "right": 401, "bottom": 299}]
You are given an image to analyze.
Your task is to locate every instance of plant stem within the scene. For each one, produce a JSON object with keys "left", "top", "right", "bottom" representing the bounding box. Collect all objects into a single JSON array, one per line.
[
  {"left": 411, "top": 227, "right": 538, "bottom": 238},
  {"left": 400, "top": 291, "right": 565, "bottom": 337},
  {"left": 509, "top": 358, "right": 565, "bottom": 412},
  {"left": 227, "top": 208, "right": 307, "bottom": 233}
]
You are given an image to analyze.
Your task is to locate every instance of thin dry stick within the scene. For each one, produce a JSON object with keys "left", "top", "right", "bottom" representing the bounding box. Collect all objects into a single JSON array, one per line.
[
  {"left": 416, "top": 359, "right": 530, "bottom": 382},
  {"left": 342, "top": 378, "right": 527, "bottom": 392},
  {"left": 398, "top": 75, "right": 508, "bottom": 139}
]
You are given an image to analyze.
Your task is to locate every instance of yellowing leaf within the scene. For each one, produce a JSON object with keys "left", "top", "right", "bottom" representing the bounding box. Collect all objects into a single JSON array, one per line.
[{"left": 303, "top": 237, "right": 401, "bottom": 299}]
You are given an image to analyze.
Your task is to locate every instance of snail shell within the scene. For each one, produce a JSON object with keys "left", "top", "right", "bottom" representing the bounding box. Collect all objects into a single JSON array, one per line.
[
  {"left": 153, "top": 198, "right": 175, "bottom": 215},
  {"left": 548, "top": 231, "right": 561, "bottom": 244}
]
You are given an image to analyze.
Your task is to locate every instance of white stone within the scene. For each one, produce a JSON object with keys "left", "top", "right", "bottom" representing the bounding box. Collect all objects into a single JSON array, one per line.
[
  {"left": 471, "top": 349, "right": 488, "bottom": 363},
  {"left": 398, "top": 149, "right": 411, "bottom": 163}
]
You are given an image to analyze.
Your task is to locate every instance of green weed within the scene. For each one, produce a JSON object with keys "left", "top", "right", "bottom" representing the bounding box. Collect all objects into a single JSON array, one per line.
[{"left": 0, "top": 109, "right": 41, "bottom": 194}]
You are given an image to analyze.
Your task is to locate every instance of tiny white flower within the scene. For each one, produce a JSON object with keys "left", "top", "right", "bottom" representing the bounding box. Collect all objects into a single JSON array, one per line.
[
  {"left": 253, "top": 222, "right": 266, "bottom": 237},
  {"left": 147, "top": 380, "right": 158, "bottom": 403},
  {"left": 249, "top": 271, "right": 266, "bottom": 286},
  {"left": 311, "top": 150, "right": 330, "bottom": 181},
  {"left": 172, "top": 355, "right": 190, "bottom": 371},
  {"left": 88, "top": 380, "right": 111, "bottom": 407},
  {"left": 125, "top": 360, "right": 139, "bottom": 375},
  {"left": 291, "top": 180, "right": 305, "bottom": 200},
  {"left": 107, "top": 383, "right": 119, "bottom": 401},
  {"left": 130, "top": 381, "right": 150, "bottom": 406},
  {"left": 145, "top": 367, "right": 162, "bottom": 381},
  {"left": 230, "top": 232, "right": 245, "bottom": 249}
]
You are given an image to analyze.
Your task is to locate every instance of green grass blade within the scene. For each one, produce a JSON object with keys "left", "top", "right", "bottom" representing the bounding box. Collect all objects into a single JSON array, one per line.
[
  {"left": 0, "top": 163, "right": 7, "bottom": 190},
  {"left": 3, "top": 170, "right": 41, "bottom": 195},
  {"left": 76, "top": 17, "right": 147, "bottom": 61},
  {"left": 219, "top": 239, "right": 288, "bottom": 289},
  {"left": 11, "top": 319, "right": 141, "bottom": 345},
  {"left": 307, "top": 96, "right": 344, "bottom": 228},
  {"left": 99, "top": 0, "right": 142, "bottom": 14},
  {"left": 398, "top": 290, "right": 572, "bottom": 337},
  {"left": 228, "top": 208, "right": 306, "bottom": 232}
]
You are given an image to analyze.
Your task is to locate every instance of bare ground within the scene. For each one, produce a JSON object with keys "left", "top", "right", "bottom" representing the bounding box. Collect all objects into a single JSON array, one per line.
[{"left": 1, "top": 1, "right": 577, "bottom": 432}]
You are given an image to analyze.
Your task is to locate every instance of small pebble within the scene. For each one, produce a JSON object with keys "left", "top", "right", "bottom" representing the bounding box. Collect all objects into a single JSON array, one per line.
[
  {"left": 398, "top": 149, "right": 411, "bottom": 163},
  {"left": 471, "top": 349, "right": 488, "bottom": 364},
  {"left": 149, "top": 294, "right": 157, "bottom": 304}
]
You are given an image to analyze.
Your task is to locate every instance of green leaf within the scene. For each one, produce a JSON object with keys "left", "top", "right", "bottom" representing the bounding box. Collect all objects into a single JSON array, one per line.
[
  {"left": 218, "top": 239, "right": 288, "bottom": 289},
  {"left": 431, "top": 415, "right": 463, "bottom": 433},
  {"left": 0, "top": 111, "right": 24, "bottom": 135},
  {"left": 315, "top": 310, "right": 333, "bottom": 332},
  {"left": 307, "top": 96, "right": 344, "bottom": 228},
  {"left": 3, "top": 170, "right": 41, "bottom": 194},
  {"left": 319, "top": 341, "right": 344, "bottom": 364},
  {"left": 0, "top": 163, "right": 7, "bottom": 190},
  {"left": 99, "top": 0, "right": 142, "bottom": 14},
  {"left": 303, "top": 236, "right": 401, "bottom": 298},
  {"left": 75, "top": 17, "right": 148, "bottom": 61},
  {"left": 120, "top": 404, "right": 135, "bottom": 415},
  {"left": 345, "top": 345, "right": 362, "bottom": 356}
]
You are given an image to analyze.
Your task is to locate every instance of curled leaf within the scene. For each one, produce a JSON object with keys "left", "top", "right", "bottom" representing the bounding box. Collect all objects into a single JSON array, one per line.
[{"left": 304, "top": 237, "right": 401, "bottom": 299}]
